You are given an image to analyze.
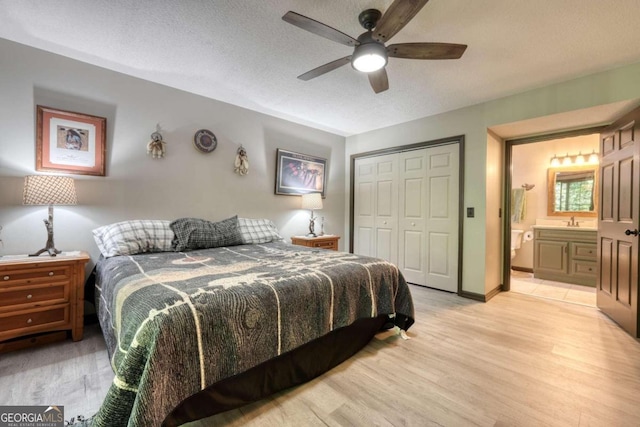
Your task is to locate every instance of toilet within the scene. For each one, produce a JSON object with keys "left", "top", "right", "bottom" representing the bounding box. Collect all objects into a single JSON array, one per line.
[{"left": 511, "top": 229, "right": 524, "bottom": 260}]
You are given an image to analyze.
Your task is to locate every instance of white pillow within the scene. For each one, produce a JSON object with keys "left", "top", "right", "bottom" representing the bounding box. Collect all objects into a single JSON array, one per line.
[
  {"left": 237, "top": 218, "right": 283, "bottom": 244},
  {"left": 92, "top": 220, "right": 173, "bottom": 257}
]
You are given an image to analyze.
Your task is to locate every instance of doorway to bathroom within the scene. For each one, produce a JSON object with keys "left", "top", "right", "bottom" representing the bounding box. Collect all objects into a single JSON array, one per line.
[{"left": 505, "top": 128, "right": 602, "bottom": 307}]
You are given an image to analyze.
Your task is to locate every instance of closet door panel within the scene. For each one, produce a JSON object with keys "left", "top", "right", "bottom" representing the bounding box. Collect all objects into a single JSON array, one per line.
[
  {"left": 399, "top": 150, "right": 427, "bottom": 285},
  {"left": 354, "top": 154, "right": 398, "bottom": 263},
  {"left": 374, "top": 154, "right": 398, "bottom": 264},
  {"left": 354, "top": 158, "right": 376, "bottom": 257},
  {"left": 428, "top": 232, "right": 450, "bottom": 275},
  {"left": 403, "top": 230, "right": 423, "bottom": 272},
  {"left": 425, "top": 144, "right": 459, "bottom": 292}
]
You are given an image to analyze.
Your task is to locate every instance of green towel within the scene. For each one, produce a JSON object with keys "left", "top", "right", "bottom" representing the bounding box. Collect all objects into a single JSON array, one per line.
[{"left": 511, "top": 188, "right": 526, "bottom": 223}]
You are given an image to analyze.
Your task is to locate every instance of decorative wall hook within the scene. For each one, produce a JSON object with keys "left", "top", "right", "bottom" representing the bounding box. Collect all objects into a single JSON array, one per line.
[
  {"left": 147, "top": 124, "right": 166, "bottom": 159},
  {"left": 234, "top": 145, "right": 249, "bottom": 175}
]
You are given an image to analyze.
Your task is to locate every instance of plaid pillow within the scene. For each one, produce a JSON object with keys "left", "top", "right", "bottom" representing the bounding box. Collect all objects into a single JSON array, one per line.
[
  {"left": 170, "top": 216, "right": 243, "bottom": 251},
  {"left": 92, "top": 220, "right": 173, "bottom": 258},
  {"left": 238, "top": 218, "right": 284, "bottom": 244}
]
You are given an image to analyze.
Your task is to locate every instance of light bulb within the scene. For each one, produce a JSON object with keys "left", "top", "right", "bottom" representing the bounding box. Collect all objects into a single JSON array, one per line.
[
  {"left": 550, "top": 155, "right": 560, "bottom": 167},
  {"left": 351, "top": 39, "right": 388, "bottom": 73},
  {"left": 352, "top": 54, "right": 386, "bottom": 72},
  {"left": 575, "top": 152, "right": 585, "bottom": 165},
  {"left": 562, "top": 153, "right": 572, "bottom": 166},
  {"left": 588, "top": 150, "right": 599, "bottom": 164}
]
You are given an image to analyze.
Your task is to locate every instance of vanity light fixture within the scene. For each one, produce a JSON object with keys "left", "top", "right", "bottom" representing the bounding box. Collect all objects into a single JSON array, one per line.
[{"left": 550, "top": 151, "right": 599, "bottom": 167}]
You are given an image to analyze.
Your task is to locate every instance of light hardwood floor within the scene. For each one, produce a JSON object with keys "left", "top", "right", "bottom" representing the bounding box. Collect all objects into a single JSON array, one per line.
[{"left": 1, "top": 285, "right": 639, "bottom": 426}]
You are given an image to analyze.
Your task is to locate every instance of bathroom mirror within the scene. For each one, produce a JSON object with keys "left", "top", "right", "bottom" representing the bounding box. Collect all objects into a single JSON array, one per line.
[{"left": 547, "top": 166, "right": 598, "bottom": 217}]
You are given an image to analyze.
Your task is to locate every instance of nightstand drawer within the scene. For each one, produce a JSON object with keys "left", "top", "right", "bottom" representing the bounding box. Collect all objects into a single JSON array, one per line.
[
  {"left": 0, "top": 265, "right": 70, "bottom": 287},
  {"left": 0, "top": 304, "right": 69, "bottom": 335},
  {"left": 291, "top": 236, "right": 340, "bottom": 251},
  {"left": 0, "top": 283, "right": 68, "bottom": 310},
  {"left": 312, "top": 240, "right": 337, "bottom": 249}
]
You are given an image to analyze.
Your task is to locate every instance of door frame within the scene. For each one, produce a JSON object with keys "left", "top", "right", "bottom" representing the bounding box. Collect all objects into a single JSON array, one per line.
[
  {"left": 502, "top": 126, "right": 606, "bottom": 291},
  {"left": 349, "top": 135, "right": 465, "bottom": 295}
]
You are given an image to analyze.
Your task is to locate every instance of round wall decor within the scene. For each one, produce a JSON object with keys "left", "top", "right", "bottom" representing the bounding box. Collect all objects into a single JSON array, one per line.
[{"left": 193, "top": 129, "right": 217, "bottom": 153}]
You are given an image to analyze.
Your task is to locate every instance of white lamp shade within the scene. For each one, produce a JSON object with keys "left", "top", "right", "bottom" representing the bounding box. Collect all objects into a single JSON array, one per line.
[
  {"left": 351, "top": 42, "right": 388, "bottom": 73},
  {"left": 23, "top": 175, "right": 77, "bottom": 205},
  {"left": 301, "top": 193, "right": 323, "bottom": 210}
]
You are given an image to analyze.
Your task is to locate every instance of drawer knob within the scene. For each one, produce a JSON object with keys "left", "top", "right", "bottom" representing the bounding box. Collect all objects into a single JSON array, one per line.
[
  {"left": 27, "top": 318, "right": 32, "bottom": 324},
  {"left": 3, "top": 276, "right": 8, "bottom": 281},
  {"left": 383, "top": 221, "right": 387, "bottom": 224},
  {"left": 48, "top": 272, "right": 54, "bottom": 276},
  {"left": 411, "top": 222, "right": 416, "bottom": 226},
  {"left": 26, "top": 294, "right": 33, "bottom": 299}
]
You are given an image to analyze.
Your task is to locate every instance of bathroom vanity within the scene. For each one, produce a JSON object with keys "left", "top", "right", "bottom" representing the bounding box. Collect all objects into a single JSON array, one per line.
[{"left": 532, "top": 225, "right": 597, "bottom": 286}]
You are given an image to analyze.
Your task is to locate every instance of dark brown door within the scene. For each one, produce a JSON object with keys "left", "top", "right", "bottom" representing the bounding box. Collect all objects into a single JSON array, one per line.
[{"left": 597, "top": 106, "right": 640, "bottom": 337}]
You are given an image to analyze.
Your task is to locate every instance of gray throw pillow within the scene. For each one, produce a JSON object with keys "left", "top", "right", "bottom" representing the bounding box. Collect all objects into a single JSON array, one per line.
[{"left": 170, "top": 216, "right": 243, "bottom": 251}]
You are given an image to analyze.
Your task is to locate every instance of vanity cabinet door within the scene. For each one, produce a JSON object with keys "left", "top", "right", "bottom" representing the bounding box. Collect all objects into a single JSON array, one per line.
[{"left": 534, "top": 240, "right": 568, "bottom": 275}]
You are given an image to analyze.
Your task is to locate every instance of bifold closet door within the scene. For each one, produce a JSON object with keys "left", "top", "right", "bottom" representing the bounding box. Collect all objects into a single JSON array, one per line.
[
  {"left": 397, "top": 144, "right": 459, "bottom": 291},
  {"left": 354, "top": 143, "right": 458, "bottom": 292},
  {"left": 353, "top": 154, "right": 398, "bottom": 264},
  {"left": 398, "top": 150, "right": 428, "bottom": 285},
  {"left": 423, "top": 144, "right": 459, "bottom": 292}
]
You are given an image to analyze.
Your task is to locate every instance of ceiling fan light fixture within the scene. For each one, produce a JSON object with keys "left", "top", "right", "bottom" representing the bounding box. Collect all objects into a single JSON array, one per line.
[{"left": 352, "top": 42, "right": 388, "bottom": 73}]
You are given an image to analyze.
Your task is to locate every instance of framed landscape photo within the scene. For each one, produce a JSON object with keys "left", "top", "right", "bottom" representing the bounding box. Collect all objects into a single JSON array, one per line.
[
  {"left": 36, "top": 105, "right": 107, "bottom": 176},
  {"left": 275, "top": 149, "right": 327, "bottom": 197}
]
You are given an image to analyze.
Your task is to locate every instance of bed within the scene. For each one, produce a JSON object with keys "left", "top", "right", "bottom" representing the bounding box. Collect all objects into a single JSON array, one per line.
[{"left": 87, "top": 218, "right": 415, "bottom": 426}]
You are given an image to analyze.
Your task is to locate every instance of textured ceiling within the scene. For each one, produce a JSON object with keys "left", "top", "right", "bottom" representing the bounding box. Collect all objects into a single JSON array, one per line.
[{"left": 1, "top": 0, "right": 640, "bottom": 136}]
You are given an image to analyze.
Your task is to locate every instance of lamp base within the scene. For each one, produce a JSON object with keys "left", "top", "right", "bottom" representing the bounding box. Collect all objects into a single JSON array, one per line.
[
  {"left": 29, "top": 246, "right": 61, "bottom": 257},
  {"left": 30, "top": 206, "right": 60, "bottom": 257},
  {"left": 307, "top": 210, "right": 318, "bottom": 238}
]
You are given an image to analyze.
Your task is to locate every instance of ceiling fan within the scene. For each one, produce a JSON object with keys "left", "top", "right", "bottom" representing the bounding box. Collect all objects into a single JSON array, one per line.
[{"left": 282, "top": 0, "right": 467, "bottom": 94}]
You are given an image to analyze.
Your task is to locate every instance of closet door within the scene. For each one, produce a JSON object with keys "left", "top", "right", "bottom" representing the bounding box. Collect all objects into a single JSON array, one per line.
[
  {"left": 354, "top": 157, "right": 376, "bottom": 257},
  {"left": 398, "top": 150, "right": 428, "bottom": 285},
  {"left": 425, "top": 144, "right": 459, "bottom": 292},
  {"left": 353, "top": 154, "right": 398, "bottom": 263},
  {"left": 374, "top": 154, "right": 398, "bottom": 264},
  {"left": 354, "top": 143, "right": 459, "bottom": 293}
]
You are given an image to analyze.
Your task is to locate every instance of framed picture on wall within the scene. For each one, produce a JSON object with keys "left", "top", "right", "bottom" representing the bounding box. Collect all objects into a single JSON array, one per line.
[
  {"left": 275, "top": 149, "right": 327, "bottom": 197},
  {"left": 36, "top": 105, "right": 107, "bottom": 176}
]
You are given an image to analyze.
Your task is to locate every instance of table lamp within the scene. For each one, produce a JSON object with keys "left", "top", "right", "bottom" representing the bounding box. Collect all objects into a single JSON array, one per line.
[
  {"left": 301, "top": 193, "right": 323, "bottom": 237},
  {"left": 23, "top": 175, "right": 77, "bottom": 257}
]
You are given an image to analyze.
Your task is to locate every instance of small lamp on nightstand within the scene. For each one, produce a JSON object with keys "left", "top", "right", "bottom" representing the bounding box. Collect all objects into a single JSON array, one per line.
[
  {"left": 23, "top": 175, "right": 77, "bottom": 257},
  {"left": 301, "top": 193, "right": 323, "bottom": 237}
]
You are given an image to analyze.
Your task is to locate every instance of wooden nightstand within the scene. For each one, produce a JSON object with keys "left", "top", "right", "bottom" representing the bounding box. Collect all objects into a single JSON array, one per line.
[
  {"left": 291, "top": 235, "right": 340, "bottom": 251},
  {"left": 0, "top": 251, "right": 90, "bottom": 353}
]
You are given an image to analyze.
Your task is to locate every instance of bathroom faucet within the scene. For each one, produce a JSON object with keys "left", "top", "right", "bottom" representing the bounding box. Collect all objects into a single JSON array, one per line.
[{"left": 567, "top": 216, "right": 579, "bottom": 227}]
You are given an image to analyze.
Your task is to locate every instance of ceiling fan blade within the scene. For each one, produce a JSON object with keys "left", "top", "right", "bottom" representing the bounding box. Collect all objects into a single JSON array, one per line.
[
  {"left": 373, "top": 0, "right": 430, "bottom": 43},
  {"left": 387, "top": 42, "right": 467, "bottom": 59},
  {"left": 368, "top": 68, "right": 389, "bottom": 94},
  {"left": 298, "top": 56, "right": 352, "bottom": 81},
  {"left": 283, "top": 11, "right": 358, "bottom": 47}
]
